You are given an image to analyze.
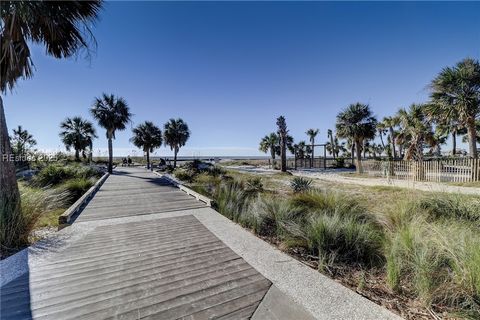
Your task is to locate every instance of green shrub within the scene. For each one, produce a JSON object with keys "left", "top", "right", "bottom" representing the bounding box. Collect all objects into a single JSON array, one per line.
[
  {"left": 384, "top": 196, "right": 480, "bottom": 316},
  {"left": 213, "top": 180, "right": 249, "bottom": 222},
  {"left": 290, "top": 176, "right": 312, "bottom": 193},
  {"left": 303, "top": 213, "right": 384, "bottom": 269},
  {"left": 173, "top": 169, "right": 196, "bottom": 183},
  {"left": 290, "top": 190, "right": 374, "bottom": 223},
  {"left": 31, "top": 164, "right": 100, "bottom": 187},
  {"left": 1, "top": 185, "right": 69, "bottom": 256},
  {"left": 207, "top": 166, "right": 226, "bottom": 177},
  {"left": 61, "top": 178, "right": 95, "bottom": 204},
  {"left": 245, "top": 177, "right": 264, "bottom": 195},
  {"left": 250, "top": 197, "right": 301, "bottom": 237},
  {"left": 418, "top": 193, "right": 480, "bottom": 223}
]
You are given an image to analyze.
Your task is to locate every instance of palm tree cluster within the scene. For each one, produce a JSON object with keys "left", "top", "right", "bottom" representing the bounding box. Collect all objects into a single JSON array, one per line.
[
  {"left": 260, "top": 59, "right": 480, "bottom": 175},
  {"left": 59, "top": 117, "right": 97, "bottom": 162},
  {"left": 259, "top": 118, "right": 295, "bottom": 172}
]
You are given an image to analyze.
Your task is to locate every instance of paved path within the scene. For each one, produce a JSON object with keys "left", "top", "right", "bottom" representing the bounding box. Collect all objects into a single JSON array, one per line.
[{"left": 1, "top": 167, "right": 402, "bottom": 320}]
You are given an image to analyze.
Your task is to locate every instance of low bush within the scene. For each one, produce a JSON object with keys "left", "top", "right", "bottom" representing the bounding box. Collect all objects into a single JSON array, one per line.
[
  {"left": 1, "top": 185, "right": 69, "bottom": 256},
  {"left": 208, "top": 166, "right": 226, "bottom": 177},
  {"left": 250, "top": 197, "right": 302, "bottom": 237},
  {"left": 384, "top": 195, "right": 480, "bottom": 316},
  {"left": 245, "top": 177, "right": 264, "bottom": 195},
  {"left": 31, "top": 164, "right": 100, "bottom": 187},
  {"left": 61, "top": 178, "right": 95, "bottom": 204},
  {"left": 173, "top": 169, "right": 196, "bottom": 183},
  {"left": 290, "top": 176, "right": 313, "bottom": 193},
  {"left": 214, "top": 180, "right": 249, "bottom": 222},
  {"left": 303, "top": 213, "right": 384, "bottom": 269}
]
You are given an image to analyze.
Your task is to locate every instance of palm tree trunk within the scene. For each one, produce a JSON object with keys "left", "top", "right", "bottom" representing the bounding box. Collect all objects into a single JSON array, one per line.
[
  {"left": 280, "top": 137, "right": 287, "bottom": 172},
  {"left": 146, "top": 150, "right": 150, "bottom": 169},
  {"left": 0, "top": 96, "right": 22, "bottom": 251},
  {"left": 173, "top": 146, "right": 178, "bottom": 168},
  {"left": 75, "top": 149, "right": 80, "bottom": 161},
  {"left": 390, "top": 127, "right": 397, "bottom": 159},
  {"left": 311, "top": 141, "right": 314, "bottom": 168},
  {"left": 89, "top": 141, "right": 93, "bottom": 164},
  {"left": 355, "top": 139, "right": 363, "bottom": 173},
  {"left": 467, "top": 119, "right": 478, "bottom": 158},
  {"left": 107, "top": 136, "right": 113, "bottom": 173},
  {"left": 270, "top": 148, "right": 276, "bottom": 167},
  {"left": 351, "top": 142, "right": 355, "bottom": 165},
  {"left": 452, "top": 130, "right": 457, "bottom": 156}
]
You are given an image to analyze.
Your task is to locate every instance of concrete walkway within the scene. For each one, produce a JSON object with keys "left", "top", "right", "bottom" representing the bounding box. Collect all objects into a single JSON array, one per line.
[{"left": 1, "top": 167, "right": 401, "bottom": 320}]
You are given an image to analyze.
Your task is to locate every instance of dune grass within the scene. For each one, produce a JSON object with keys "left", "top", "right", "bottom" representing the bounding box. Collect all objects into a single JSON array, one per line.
[
  {"left": 175, "top": 163, "right": 480, "bottom": 318},
  {"left": 1, "top": 163, "right": 102, "bottom": 258}
]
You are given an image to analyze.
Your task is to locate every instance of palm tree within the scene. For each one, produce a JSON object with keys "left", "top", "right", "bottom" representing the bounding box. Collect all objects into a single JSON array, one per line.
[
  {"left": 336, "top": 103, "right": 377, "bottom": 173},
  {"left": 434, "top": 119, "right": 463, "bottom": 156},
  {"left": 59, "top": 117, "right": 97, "bottom": 161},
  {"left": 10, "top": 125, "right": 36, "bottom": 156},
  {"left": 0, "top": 1, "right": 102, "bottom": 251},
  {"left": 327, "top": 129, "right": 336, "bottom": 159},
  {"left": 130, "top": 121, "right": 162, "bottom": 169},
  {"left": 306, "top": 128, "right": 319, "bottom": 166},
  {"left": 395, "top": 104, "right": 435, "bottom": 161},
  {"left": 163, "top": 118, "right": 190, "bottom": 168},
  {"left": 276, "top": 116, "right": 289, "bottom": 172},
  {"left": 429, "top": 58, "right": 480, "bottom": 158},
  {"left": 259, "top": 133, "right": 278, "bottom": 166},
  {"left": 91, "top": 93, "right": 132, "bottom": 173},
  {"left": 326, "top": 133, "right": 345, "bottom": 159},
  {"left": 380, "top": 116, "right": 399, "bottom": 158}
]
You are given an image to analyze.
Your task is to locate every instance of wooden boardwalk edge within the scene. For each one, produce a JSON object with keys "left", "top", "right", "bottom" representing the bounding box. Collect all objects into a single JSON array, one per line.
[
  {"left": 58, "top": 172, "right": 110, "bottom": 226},
  {"left": 154, "top": 172, "right": 213, "bottom": 207}
]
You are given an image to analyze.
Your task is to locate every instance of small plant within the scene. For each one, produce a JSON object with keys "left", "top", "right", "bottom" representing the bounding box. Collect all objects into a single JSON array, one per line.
[
  {"left": 290, "top": 176, "right": 312, "bottom": 193},
  {"left": 207, "top": 166, "right": 226, "bottom": 177},
  {"left": 245, "top": 177, "right": 264, "bottom": 195},
  {"left": 250, "top": 197, "right": 301, "bottom": 237},
  {"left": 61, "top": 178, "right": 95, "bottom": 204},
  {"left": 173, "top": 168, "right": 196, "bottom": 183}
]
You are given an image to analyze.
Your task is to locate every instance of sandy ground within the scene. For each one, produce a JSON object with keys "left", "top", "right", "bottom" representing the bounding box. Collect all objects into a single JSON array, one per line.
[{"left": 226, "top": 165, "right": 480, "bottom": 195}]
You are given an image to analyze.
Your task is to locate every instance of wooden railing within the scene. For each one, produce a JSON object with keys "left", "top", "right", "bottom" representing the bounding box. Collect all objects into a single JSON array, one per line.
[{"left": 361, "top": 158, "right": 480, "bottom": 182}]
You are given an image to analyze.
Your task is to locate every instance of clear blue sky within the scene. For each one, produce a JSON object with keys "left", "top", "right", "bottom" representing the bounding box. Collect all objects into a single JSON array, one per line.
[{"left": 4, "top": 1, "right": 480, "bottom": 157}]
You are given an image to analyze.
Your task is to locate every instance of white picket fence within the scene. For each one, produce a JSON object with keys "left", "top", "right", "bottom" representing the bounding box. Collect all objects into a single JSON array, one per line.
[{"left": 361, "top": 158, "right": 480, "bottom": 183}]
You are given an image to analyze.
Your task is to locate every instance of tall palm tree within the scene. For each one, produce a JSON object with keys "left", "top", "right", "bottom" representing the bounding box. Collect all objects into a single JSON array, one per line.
[
  {"left": 91, "top": 93, "right": 132, "bottom": 173},
  {"left": 0, "top": 1, "right": 102, "bottom": 252},
  {"left": 59, "top": 117, "right": 97, "bottom": 161},
  {"left": 259, "top": 133, "right": 278, "bottom": 166},
  {"left": 10, "top": 125, "right": 36, "bottom": 156},
  {"left": 336, "top": 103, "right": 377, "bottom": 173},
  {"left": 306, "top": 128, "right": 319, "bottom": 166},
  {"left": 395, "top": 104, "right": 435, "bottom": 161},
  {"left": 429, "top": 58, "right": 480, "bottom": 158},
  {"left": 326, "top": 134, "right": 345, "bottom": 159},
  {"left": 163, "top": 118, "right": 190, "bottom": 168},
  {"left": 380, "top": 116, "right": 399, "bottom": 158},
  {"left": 327, "top": 129, "right": 336, "bottom": 159},
  {"left": 130, "top": 121, "right": 162, "bottom": 169},
  {"left": 276, "top": 116, "right": 289, "bottom": 172}
]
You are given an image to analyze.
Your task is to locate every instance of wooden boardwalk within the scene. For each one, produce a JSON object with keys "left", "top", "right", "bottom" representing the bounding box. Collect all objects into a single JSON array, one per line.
[{"left": 1, "top": 168, "right": 272, "bottom": 320}]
